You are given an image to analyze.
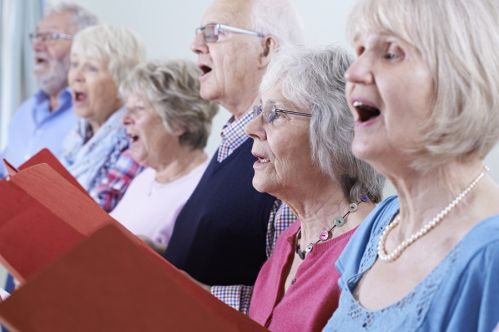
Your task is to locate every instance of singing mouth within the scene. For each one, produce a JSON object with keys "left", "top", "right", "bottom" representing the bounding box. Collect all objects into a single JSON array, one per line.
[
  {"left": 199, "top": 64, "right": 212, "bottom": 76},
  {"left": 352, "top": 100, "right": 381, "bottom": 122}
]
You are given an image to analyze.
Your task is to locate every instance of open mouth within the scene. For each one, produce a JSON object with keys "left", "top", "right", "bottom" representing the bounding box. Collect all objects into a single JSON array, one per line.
[
  {"left": 199, "top": 64, "right": 212, "bottom": 76},
  {"left": 353, "top": 100, "right": 381, "bottom": 123},
  {"left": 73, "top": 91, "right": 87, "bottom": 103},
  {"left": 127, "top": 133, "right": 139, "bottom": 143},
  {"left": 252, "top": 152, "right": 270, "bottom": 164},
  {"left": 35, "top": 56, "right": 48, "bottom": 66}
]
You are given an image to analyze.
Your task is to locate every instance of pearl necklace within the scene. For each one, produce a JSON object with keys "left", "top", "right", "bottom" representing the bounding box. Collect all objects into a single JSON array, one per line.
[
  {"left": 296, "top": 194, "right": 369, "bottom": 260},
  {"left": 378, "top": 166, "right": 489, "bottom": 262}
]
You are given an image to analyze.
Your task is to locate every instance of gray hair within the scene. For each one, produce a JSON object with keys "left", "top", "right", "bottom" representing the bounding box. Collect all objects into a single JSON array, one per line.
[
  {"left": 250, "top": 0, "right": 305, "bottom": 48},
  {"left": 71, "top": 25, "right": 146, "bottom": 86},
  {"left": 347, "top": 0, "right": 499, "bottom": 170},
  {"left": 120, "top": 60, "right": 219, "bottom": 150},
  {"left": 46, "top": 2, "right": 98, "bottom": 32},
  {"left": 260, "top": 46, "right": 385, "bottom": 203}
]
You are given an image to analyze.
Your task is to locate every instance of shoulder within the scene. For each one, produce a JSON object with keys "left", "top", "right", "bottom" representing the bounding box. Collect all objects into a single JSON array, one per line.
[
  {"left": 10, "top": 96, "right": 37, "bottom": 121},
  {"left": 335, "top": 196, "right": 399, "bottom": 284},
  {"left": 431, "top": 220, "right": 499, "bottom": 331},
  {"left": 458, "top": 217, "right": 499, "bottom": 273}
]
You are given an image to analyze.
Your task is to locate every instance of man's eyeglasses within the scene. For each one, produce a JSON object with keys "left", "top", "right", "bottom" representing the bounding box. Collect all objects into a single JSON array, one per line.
[
  {"left": 195, "top": 23, "right": 265, "bottom": 43},
  {"left": 253, "top": 104, "right": 312, "bottom": 124},
  {"left": 29, "top": 32, "right": 73, "bottom": 43}
]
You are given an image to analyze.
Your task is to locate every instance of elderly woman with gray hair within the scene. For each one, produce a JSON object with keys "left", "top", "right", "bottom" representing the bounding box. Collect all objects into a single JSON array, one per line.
[
  {"left": 110, "top": 60, "right": 218, "bottom": 250},
  {"left": 62, "top": 25, "right": 145, "bottom": 212},
  {"left": 245, "top": 46, "right": 384, "bottom": 331}
]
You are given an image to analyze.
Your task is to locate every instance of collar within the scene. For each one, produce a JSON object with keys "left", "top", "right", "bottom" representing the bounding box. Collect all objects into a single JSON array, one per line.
[{"left": 220, "top": 110, "right": 254, "bottom": 148}]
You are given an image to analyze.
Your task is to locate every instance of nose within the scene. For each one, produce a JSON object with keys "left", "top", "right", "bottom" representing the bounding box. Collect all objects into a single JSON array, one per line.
[
  {"left": 122, "top": 107, "right": 135, "bottom": 126},
  {"left": 344, "top": 55, "right": 374, "bottom": 85},
  {"left": 191, "top": 31, "right": 208, "bottom": 55},
  {"left": 68, "top": 64, "right": 84, "bottom": 86},
  {"left": 32, "top": 37, "right": 46, "bottom": 52},
  {"left": 245, "top": 114, "right": 266, "bottom": 141}
]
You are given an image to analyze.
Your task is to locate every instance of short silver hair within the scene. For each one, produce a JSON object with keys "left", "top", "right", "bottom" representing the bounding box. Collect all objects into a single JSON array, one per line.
[
  {"left": 46, "top": 2, "right": 98, "bottom": 32},
  {"left": 71, "top": 25, "right": 146, "bottom": 86},
  {"left": 347, "top": 0, "right": 499, "bottom": 170},
  {"left": 250, "top": 0, "right": 305, "bottom": 48},
  {"left": 260, "top": 46, "right": 385, "bottom": 203},
  {"left": 120, "top": 60, "right": 219, "bottom": 150}
]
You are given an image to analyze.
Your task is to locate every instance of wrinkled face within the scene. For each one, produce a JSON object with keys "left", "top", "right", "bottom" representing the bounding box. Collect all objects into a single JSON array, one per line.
[
  {"left": 344, "top": 31, "right": 434, "bottom": 169},
  {"left": 245, "top": 86, "right": 314, "bottom": 198},
  {"left": 123, "top": 93, "right": 181, "bottom": 169},
  {"left": 68, "top": 53, "right": 122, "bottom": 128},
  {"left": 191, "top": 0, "right": 263, "bottom": 110},
  {"left": 33, "top": 11, "right": 76, "bottom": 95}
]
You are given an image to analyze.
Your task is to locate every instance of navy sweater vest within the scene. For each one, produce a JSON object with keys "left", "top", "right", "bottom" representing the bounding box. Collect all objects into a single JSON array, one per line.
[{"left": 163, "top": 138, "right": 276, "bottom": 286}]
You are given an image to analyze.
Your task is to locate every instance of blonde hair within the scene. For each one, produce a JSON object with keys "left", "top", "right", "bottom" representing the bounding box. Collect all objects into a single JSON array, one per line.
[
  {"left": 347, "top": 0, "right": 499, "bottom": 170},
  {"left": 71, "top": 25, "right": 146, "bottom": 85}
]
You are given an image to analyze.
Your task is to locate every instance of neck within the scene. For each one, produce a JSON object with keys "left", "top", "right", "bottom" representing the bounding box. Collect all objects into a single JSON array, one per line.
[
  {"left": 49, "top": 95, "right": 60, "bottom": 111},
  {"left": 223, "top": 90, "right": 259, "bottom": 121},
  {"left": 283, "top": 175, "right": 371, "bottom": 245},
  {"left": 88, "top": 121, "right": 101, "bottom": 135},
  {"left": 154, "top": 148, "right": 207, "bottom": 183},
  {"left": 389, "top": 159, "right": 486, "bottom": 238},
  {"left": 46, "top": 87, "right": 65, "bottom": 111}
]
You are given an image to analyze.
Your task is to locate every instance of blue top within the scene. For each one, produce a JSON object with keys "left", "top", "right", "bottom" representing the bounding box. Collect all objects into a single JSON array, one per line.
[
  {"left": 164, "top": 138, "right": 276, "bottom": 286},
  {"left": 0, "top": 88, "right": 77, "bottom": 177},
  {"left": 324, "top": 196, "right": 499, "bottom": 332}
]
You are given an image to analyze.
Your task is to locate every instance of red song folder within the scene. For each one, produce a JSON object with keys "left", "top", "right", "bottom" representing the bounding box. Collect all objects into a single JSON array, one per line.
[
  {"left": 0, "top": 149, "right": 266, "bottom": 331},
  {"left": 0, "top": 149, "right": 112, "bottom": 282},
  {"left": 0, "top": 223, "right": 267, "bottom": 331}
]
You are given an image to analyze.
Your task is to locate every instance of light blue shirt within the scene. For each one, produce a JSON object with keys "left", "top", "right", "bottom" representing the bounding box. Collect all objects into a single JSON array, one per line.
[
  {"left": 0, "top": 88, "right": 77, "bottom": 177},
  {"left": 324, "top": 196, "right": 499, "bottom": 332}
]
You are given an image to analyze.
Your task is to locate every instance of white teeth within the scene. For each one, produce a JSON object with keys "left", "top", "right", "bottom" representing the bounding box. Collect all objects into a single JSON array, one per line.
[
  {"left": 258, "top": 158, "right": 270, "bottom": 164},
  {"left": 352, "top": 100, "right": 363, "bottom": 108}
]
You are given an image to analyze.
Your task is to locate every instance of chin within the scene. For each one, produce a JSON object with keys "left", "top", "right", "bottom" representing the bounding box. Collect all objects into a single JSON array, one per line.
[
  {"left": 199, "top": 84, "right": 221, "bottom": 103},
  {"left": 252, "top": 177, "right": 280, "bottom": 197},
  {"left": 252, "top": 177, "right": 269, "bottom": 194},
  {"left": 74, "top": 108, "right": 90, "bottom": 120}
]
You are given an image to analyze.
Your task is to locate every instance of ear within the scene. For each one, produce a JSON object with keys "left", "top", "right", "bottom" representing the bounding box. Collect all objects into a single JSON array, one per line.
[
  {"left": 171, "top": 126, "right": 186, "bottom": 137},
  {"left": 258, "top": 36, "right": 278, "bottom": 69}
]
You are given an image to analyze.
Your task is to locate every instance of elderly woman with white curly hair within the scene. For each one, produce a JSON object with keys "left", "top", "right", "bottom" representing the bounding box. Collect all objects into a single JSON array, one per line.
[
  {"left": 110, "top": 60, "right": 218, "bottom": 250},
  {"left": 245, "top": 45, "right": 384, "bottom": 331},
  {"left": 62, "top": 25, "right": 145, "bottom": 212},
  {"left": 324, "top": 0, "right": 499, "bottom": 331}
]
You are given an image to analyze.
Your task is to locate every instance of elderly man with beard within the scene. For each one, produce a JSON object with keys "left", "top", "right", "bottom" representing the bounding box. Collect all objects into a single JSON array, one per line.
[
  {"left": 162, "top": 0, "right": 303, "bottom": 314},
  {"left": 0, "top": 3, "right": 97, "bottom": 177}
]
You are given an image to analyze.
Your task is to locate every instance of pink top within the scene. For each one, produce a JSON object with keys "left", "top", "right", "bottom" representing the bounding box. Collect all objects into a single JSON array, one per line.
[
  {"left": 110, "top": 161, "right": 208, "bottom": 247},
  {"left": 249, "top": 220, "right": 357, "bottom": 332}
]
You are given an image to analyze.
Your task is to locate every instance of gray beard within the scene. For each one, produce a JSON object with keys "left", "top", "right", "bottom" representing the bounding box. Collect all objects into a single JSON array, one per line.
[{"left": 36, "top": 57, "right": 69, "bottom": 96}]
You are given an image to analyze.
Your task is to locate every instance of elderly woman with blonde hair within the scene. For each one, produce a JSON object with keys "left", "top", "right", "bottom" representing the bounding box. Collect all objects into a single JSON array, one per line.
[
  {"left": 110, "top": 60, "right": 218, "bottom": 250},
  {"left": 245, "top": 45, "right": 384, "bottom": 331},
  {"left": 62, "top": 25, "right": 145, "bottom": 211},
  {"left": 324, "top": 0, "right": 499, "bottom": 331}
]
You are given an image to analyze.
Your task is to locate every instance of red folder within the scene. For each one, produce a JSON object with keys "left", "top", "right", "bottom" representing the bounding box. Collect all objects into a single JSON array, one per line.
[
  {"left": 3, "top": 148, "right": 87, "bottom": 194},
  {"left": 0, "top": 223, "right": 267, "bottom": 331},
  {"left": 0, "top": 150, "right": 112, "bottom": 282}
]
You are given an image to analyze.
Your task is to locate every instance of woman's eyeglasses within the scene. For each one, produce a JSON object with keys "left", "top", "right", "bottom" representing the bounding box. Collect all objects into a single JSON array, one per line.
[
  {"left": 253, "top": 104, "right": 311, "bottom": 124},
  {"left": 195, "top": 23, "right": 265, "bottom": 43}
]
